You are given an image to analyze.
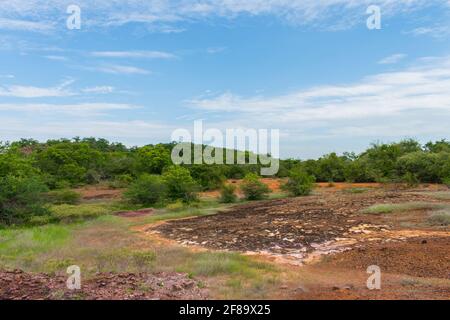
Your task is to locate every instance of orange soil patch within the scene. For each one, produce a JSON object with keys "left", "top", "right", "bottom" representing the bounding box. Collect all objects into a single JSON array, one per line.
[{"left": 75, "top": 186, "right": 124, "bottom": 201}]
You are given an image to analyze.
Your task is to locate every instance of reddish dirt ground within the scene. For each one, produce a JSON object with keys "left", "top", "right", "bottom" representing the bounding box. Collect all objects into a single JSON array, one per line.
[
  {"left": 115, "top": 208, "right": 155, "bottom": 218},
  {"left": 0, "top": 270, "right": 207, "bottom": 300}
]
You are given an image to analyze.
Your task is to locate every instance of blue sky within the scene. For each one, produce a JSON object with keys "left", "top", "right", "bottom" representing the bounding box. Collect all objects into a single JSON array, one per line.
[{"left": 1, "top": 0, "right": 450, "bottom": 159}]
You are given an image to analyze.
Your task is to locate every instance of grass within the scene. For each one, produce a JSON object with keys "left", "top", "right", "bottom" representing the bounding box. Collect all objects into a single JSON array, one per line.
[
  {"left": 362, "top": 202, "right": 447, "bottom": 214},
  {"left": 343, "top": 187, "right": 370, "bottom": 194},
  {"left": 427, "top": 210, "right": 450, "bottom": 226},
  {"left": 0, "top": 195, "right": 285, "bottom": 298},
  {"left": 417, "top": 191, "right": 450, "bottom": 200},
  {"left": 47, "top": 200, "right": 143, "bottom": 224},
  {"left": 0, "top": 224, "right": 72, "bottom": 270}
]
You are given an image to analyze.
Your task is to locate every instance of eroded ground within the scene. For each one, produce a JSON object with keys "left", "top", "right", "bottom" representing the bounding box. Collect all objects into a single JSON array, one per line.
[
  {"left": 149, "top": 185, "right": 450, "bottom": 299},
  {"left": 153, "top": 189, "right": 449, "bottom": 262}
]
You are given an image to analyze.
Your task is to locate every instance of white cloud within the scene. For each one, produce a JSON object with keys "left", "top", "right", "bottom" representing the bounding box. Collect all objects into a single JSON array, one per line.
[
  {"left": 0, "top": 74, "right": 14, "bottom": 78},
  {"left": 91, "top": 50, "right": 176, "bottom": 59},
  {"left": 378, "top": 53, "right": 407, "bottom": 64},
  {"left": 82, "top": 86, "right": 115, "bottom": 94},
  {"left": 0, "top": 17, "right": 53, "bottom": 31},
  {"left": 44, "top": 55, "right": 68, "bottom": 61},
  {"left": 0, "top": 103, "right": 137, "bottom": 116},
  {"left": 90, "top": 64, "right": 151, "bottom": 75},
  {"left": 408, "top": 25, "right": 450, "bottom": 38},
  {"left": 0, "top": 0, "right": 445, "bottom": 31},
  {"left": 188, "top": 56, "right": 450, "bottom": 143},
  {"left": 0, "top": 79, "right": 74, "bottom": 98}
]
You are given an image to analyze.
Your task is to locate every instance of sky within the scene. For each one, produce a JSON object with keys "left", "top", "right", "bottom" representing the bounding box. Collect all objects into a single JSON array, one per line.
[{"left": 1, "top": 0, "right": 450, "bottom": 159}]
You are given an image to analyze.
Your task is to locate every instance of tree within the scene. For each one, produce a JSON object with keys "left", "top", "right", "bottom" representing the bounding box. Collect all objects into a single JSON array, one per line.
[
  {"left": 136, "top": 144, "right": 172, "bottom": 175},
  {"left": 0, "top": 175, "right": 49, "bottom": 225},
  {"left": 124, "top": 174, "right": 167, "bottom": 205},
  {"left": 282, "top": 169, "right": 315, "bottom": 196},
  {"left": 188, "top": 165, "right": 226, "bottom": 191},
  {"left": 162, "top": 166, "right": 199, "bottom": 203},
  {"left": 240, "top": 173, "right": 271, "bottom": 200}
]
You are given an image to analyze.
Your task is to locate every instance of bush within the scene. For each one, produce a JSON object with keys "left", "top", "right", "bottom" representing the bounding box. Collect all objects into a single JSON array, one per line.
[
  {"left": 46, "top": 189, "right": 81, "bottom": 205},
  {"left": 124, "top": 174, "right": 167, "bottom": 206},
  {"left": 282, "top": 170, "right": 316, "bottom": 196},
  {"left": 108, "top": 174, "right": 134, "bottom": 189},
  {"left": 0, "top": 175, "right": 49, "bottom": 225},
  {"left": 443, "top": 177, "right": 450, "bottom": 189},
  {"left": 219, "top": 184, "right": 238, "bottom": 203},
  {"left": 163, "top": 166, "right": 199, "bottom": 203},
  {"left": 403, "top": 172, "right": 420, "bottom": 188},
  {"left": 427, "top": 210, "right": 450, "bottom": 226},
  {"left": 240, "top": 173, "right": 271, "bottom": 201}
]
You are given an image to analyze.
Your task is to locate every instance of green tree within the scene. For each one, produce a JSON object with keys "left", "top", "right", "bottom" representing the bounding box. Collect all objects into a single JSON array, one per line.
[
  {"left": 0, "top": 175, "right": 49, "bottom": 225},
  {"left": 124, "top": 174, "right": 167, "bottom": 205},
  {"left": 136, "top": 144, "right": 172, "bottom": 175},
  {"left": 282, "top": 169, "right": 316, "bottom": 196},
  {"left": 163, "top": 166, "right": 199, "bottom": 203},
  {"left": 240, "top": 173, "right": 271, "bottom": 200}
]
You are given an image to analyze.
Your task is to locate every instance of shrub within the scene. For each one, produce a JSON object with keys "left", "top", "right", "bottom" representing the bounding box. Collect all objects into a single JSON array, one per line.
[
  {"left": 124, "top": 174, "right": 167, "bottom": 206},
  {"left": 219, "top": 184, "right": 238, "bottom": 203},
  {"left": 166, "top": 200, "right": 185, "bottom": 212},
  {"left": 443, "top": 177, "right": 450, "bottom": 189},
  {"left": 240, "top": 173, "right": 270, "bottom": 201},
  {"left": 0, "top": 175, "right": 49, "bottom": 225},
  {"left": 427, "top": 210, "right": 450, "bottom": 226},
  {"left": 163, "top": 166, "right": 199, "bottom": 203},
  {"left": 108, "top": 174, "right": 134, "bottom": 189},
  {"left": 282, "top": 169, "right": 315, "bottom": 196},
  {"left": 46, "top": 189, "right": 81, "bottom": 205},
  {"left": 402, "top": 172, "right": 420, "bottom": 188}
]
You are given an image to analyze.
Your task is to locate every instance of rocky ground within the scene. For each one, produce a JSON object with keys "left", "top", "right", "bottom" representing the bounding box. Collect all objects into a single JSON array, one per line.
[
  {"left": 0, "top": 270, "right": 207, "bottom": 300},
  {"left": 153, "top": 190, "right": 443, "bottom": 255}
]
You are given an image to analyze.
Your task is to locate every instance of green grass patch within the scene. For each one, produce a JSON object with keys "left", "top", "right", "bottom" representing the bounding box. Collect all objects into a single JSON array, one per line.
[
  {"left": 418, "top": 191, "right": 450, "bottom": 200},
  {"left": 362, "top": 202, "right": 447, "bottom": 214},
  {"left": 185, "top": 252, "right": 275, "bottom": 277},
  {"left": 0, "top": 224, "right": 71, "bottom": 270},
  {"left": 427, "top": 210, "right": 450, "bottom": 226},
  {"left": 343, "top": 187, "right": 370, "bottom": 194},
  {"left": 49, "top": 201, "right": 142, "bottom": 223}
]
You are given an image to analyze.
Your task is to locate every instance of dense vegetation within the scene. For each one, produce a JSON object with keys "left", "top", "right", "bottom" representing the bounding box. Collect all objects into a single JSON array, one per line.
[{"left": 1, "top": 137, "right": 450, "bottom": 225}]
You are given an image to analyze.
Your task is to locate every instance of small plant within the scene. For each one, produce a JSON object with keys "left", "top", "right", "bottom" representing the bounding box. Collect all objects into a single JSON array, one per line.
[
  {"left": 219, "top": 184, "right": 238, "bottom": 203},
  {"left": 46, "top": 189, "right": 81, "bottom": 205},
  {"left": 166, "top": 200, "right": 185, "bottom": 212},
  {"left": 240, "top": 173, "right": 271, "bottom": 201},
  {"left": 282, "top": 169, "right": 315, "bottom": 197},
  {"left": 427, "top": 210, "right": 450, "bottom": 226},
  {"left": 124, "top": 174, "right": 167, "bottom": 206},
  {"left": 108, "top": 174, "right": 134, "bottom": 189},
  {"left": 343, "top": 187, "right": 370, "bottom": 194},
  {"left": 442, "top": 177, "right": 450, "bottom": 189},
  {"left": 403, "top": 172, "right": 420, "bottom": 188}
]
